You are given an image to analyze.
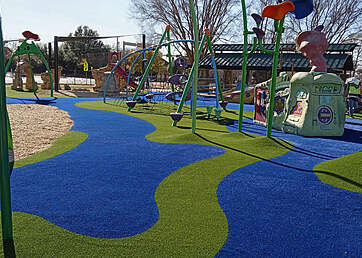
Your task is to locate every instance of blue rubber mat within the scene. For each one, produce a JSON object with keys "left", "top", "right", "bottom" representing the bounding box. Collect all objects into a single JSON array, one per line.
[
  {"left": 216, "top": 116, "right": 362, "bottom": 257},
  {"left": 9, "top": 98, "right": 225, "bottom": 238}
]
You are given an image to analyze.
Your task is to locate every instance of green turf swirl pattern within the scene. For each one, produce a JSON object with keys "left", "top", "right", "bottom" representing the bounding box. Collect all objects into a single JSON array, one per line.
[{"left": 2, "top": 101, "right": 291, "bottom": 256}]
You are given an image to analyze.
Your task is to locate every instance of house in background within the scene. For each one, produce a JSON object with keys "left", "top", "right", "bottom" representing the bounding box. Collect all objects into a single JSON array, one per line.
[{"left": 199, "top": 43, "right": 357, "bottom": 91}]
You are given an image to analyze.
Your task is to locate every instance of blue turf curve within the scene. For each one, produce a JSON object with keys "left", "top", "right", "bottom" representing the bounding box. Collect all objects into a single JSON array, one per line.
[
  {"left": 6, "top": 96, "right": 362, "bottom": 256},
  {"left": 216, "top": 114, "right": 362, "bottom": 257},
  {"left": 7, "top": 97, "right": 225, "bottom": 238}
]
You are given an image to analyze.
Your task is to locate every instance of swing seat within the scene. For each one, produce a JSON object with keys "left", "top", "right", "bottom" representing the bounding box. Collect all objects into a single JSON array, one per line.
[
  {"left": 145, "top": 93, "right": 154, "bottom": 100},
  {"left": 166, "top": 92, "right": 177, "bottom": 101},
  {"left": 126, "top": 101, "right": 137, "bottom": 108},
  {"left": 168, "top": 74, "right": 187, "bottom": 85},
  {"left": 219, "top": 101, "right": 228, "bottom": 109},
  {"left": 170, "top": 112, "right": 184, "bottom": 122},
  {"left": 262, "top": 1, "right": 295, "bottom": 20}
]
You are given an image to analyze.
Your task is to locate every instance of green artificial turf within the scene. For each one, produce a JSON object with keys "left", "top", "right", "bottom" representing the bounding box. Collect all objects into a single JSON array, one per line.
[
  {"left": 314, "top": 151, "right": 362, "bottom": 193},
  {"left": 346, "top": 111, "right": 362, "bottom": 120},
  {"left": 6, "top": 86, "right": 55, "bottom": 99},
  {"left": 14, "top": 131, "right": 88, "bottom": 169},
  {"left": 315, "top": 111, "right": 361, "bottom": 193},
  {"left": 1, "top": 100, "right": 292, "bottom": 257}
]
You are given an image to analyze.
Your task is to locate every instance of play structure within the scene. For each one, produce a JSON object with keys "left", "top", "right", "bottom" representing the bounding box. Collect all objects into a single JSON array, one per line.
[
  {"left": 238, "top": 0, "right": 314, "bottom": 137},
  {"left": 254, "top": 72, "right": 291, "bottom": 130},
  {"left": 223, "top": 82, "right": 254, "bottom": 104},
  {"left": 252, "top": 25, "right": 346, "bottom": 137},
  {"left": 236, "top": 0, "right": 350, "bottom": 137},
  {"left": 103, "top": 24, "right": 226, "bottom": 130},
  {"left": 92, "top": 52, "right": 138, "bottom": 94},
  {"left": 5, "top": 31, "right": 54, "bottom": 99}
]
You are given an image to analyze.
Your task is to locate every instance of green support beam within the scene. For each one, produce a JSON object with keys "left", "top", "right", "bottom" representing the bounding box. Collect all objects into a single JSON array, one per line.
[
  {"left": 166, "top": 28, "right": 175, "bottom": 92},
  {"left": 0, "top": 16, "right": 15, "bottom": 257},
  {"left": 238, "top": 0, "right": 259, "bottom": 132},
  {"left": 189, "top": 0, "right": 199, "bottom": 134},
  {"left": 128, "top": 26, "right": 170, "bottom": 111},
  {"left": 171, "top": 34, "right": 207, "bottom": 127},
  {"left": 204, "top": 30, "right": 224, "bottom": 103},
  {"left": 266, "top": 18, "right": 285, "bottom": 138}
]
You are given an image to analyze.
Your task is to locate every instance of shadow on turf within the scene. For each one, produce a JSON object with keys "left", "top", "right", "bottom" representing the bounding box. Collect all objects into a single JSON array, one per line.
[
  {"left": 176, "top": 125, "right": 256, "bottom": 137},
  {"left": 232, "top": 118, "right": 361, "bottom": 157},
  {"left": 323, "top": 128, "right": 362, "bottom": 145},
  {"left": 271, "top": 138, "right": 339, "bottom": 160},
  {"left": 194, "top": 133, "right": 362, "bottom": 190},
  {"left": 8, "top": 97, "right": 57, "bottom": 105},
  {"left": 3, "top": 239, "right": 16, "bottom": 258}
]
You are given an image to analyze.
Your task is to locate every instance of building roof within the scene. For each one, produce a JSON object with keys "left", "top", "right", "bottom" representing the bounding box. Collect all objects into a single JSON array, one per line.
[
  {"left": 199, "top": 52, "right": 354, "bottom": 72},
  {"left": 212, "top": 43, "right": 357, "bottom": 53}
]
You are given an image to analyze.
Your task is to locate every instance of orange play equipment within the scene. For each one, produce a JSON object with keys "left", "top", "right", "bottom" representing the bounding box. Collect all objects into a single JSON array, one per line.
[
  {"left": 262, "top": 1, "right": 295, "bottom": 20},
  {"left": 92, "top": 52, "right": 138, "bottom": 92}
]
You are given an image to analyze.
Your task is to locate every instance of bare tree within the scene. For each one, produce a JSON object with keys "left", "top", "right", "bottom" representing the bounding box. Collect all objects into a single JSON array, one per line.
[
  {"left": 344, "top": 32, "right": 362, "bottom": 71},
  {"left": 249, "top": 0, "right": 362, "bottom": 44},
  {"left": 248, "top": 0, "right": 362, "bottom": 68},
  {"left": 248, "top": 0, "right": 277, "bottom": 43},
  {"left": 130, "top": 0, "right": 241, "bottom": 61},
  {"left": 284, "top": 0, "right": 362, "bottom": 44}
]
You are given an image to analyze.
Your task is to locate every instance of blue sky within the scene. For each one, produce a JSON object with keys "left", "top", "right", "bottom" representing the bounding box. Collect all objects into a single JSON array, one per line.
[{"left": 0, "top": 0, "right": 141, "bottom": 43}]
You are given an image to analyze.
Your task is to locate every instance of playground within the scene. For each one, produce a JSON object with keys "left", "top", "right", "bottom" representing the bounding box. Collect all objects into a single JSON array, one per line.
[{"left": 1, "top": 0, "right": 362, "bottom": 257}]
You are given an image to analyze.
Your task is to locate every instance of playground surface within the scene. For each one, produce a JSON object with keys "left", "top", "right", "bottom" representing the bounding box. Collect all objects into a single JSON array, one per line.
[{"left": 3, "top": 95, "right": 362, "bottom": 257}]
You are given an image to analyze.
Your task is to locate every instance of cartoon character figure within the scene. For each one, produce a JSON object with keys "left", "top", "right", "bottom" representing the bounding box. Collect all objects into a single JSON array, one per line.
[{"left": 295, "top": 26, "right": 328, "bottom": 72}]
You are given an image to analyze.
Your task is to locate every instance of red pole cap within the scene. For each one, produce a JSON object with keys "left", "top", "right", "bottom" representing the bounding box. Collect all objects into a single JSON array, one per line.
[
  {"left": 204, "top": 29, "right": 210, "bottom": 36},
  {"left": 166, "top": 25, "right": 171, "bottom": 31},
  {"left": 22, "top": 31, "right": 40, "bottom": 40}
]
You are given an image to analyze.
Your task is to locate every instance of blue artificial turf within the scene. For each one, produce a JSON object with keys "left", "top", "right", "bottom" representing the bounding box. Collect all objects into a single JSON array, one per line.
[
  {"left": 7, "top": 96, "right": 361, "bottom": 256},
  {"left": 8, "top": 97, "right": 225, "bottom": 238},
  {"left": 216, "top": 116, "right": 362, "bottom": 256}
]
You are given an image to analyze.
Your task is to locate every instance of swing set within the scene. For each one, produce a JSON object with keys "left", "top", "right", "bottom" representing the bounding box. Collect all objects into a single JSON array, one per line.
[{"left": 103, "top": 24, "right": 227, "bottom": 130}]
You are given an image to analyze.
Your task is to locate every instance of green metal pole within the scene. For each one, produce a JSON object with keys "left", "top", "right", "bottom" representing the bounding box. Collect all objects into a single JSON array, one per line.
[
  {"left": 128, "top": 27, "right": 170, "bottom": 111},
  {"left": 171, "top": 34, "right": 207, "bottom": 127},
  {"left": 0, "top": 15, "right": 15, "bottom": 252},
  {"left": 204, "top": 31, "right": 224, "bottom": 103},
  {"left": 166, "top": 28, "right": 175, "bottom": 92},
  {"left": 266, "top": 18, "right": 284, "bottom": 138},
  {"left": 6, "top": 112, "right": 14, "bottom": 174},
  {"left": 238, "top": 0, "right": 250, "bottom": 132},
  {"left": 189, "top": 0, "right": 199, "bottom": 134}
]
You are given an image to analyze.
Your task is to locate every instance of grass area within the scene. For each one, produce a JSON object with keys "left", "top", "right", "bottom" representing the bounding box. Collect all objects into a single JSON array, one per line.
[
  {"left": 314, "top": 151, "right": 362, "bottom": 193},
  {"left": 5, "top": 85, "right": 57, "bottom": 99},
  {"left": 5, "top": 85, "right": 95, "bottom": 99},
  {"left": 1, "top": 100, "right": 292, "bottom": 257},
  {"left": 67, "top": 85, "right": 94, "bottom": 89},
  {"left": 346, "top": 110, "right": 362, "bottom": 120},
  {"left": 14, "top": 131, "right": 88, "bottom": 169}
]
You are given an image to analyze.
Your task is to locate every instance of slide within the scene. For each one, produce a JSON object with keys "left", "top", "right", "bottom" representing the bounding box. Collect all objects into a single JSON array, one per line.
[{"left": 114, "top": 65, "right": 138, "bottom": 89}]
